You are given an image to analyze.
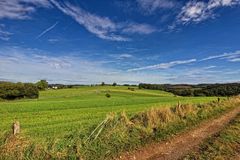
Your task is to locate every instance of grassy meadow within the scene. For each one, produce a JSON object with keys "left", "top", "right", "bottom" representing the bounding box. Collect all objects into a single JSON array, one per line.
[
  {"left": 0, "top": 86, "right": 216, "bottom": 143},
  {"left": 1, "top": 85, "right": 227, "bottom": 160}
]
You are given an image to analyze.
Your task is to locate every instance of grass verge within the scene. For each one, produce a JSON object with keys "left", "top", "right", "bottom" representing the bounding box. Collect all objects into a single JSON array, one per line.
[{"left": 82, "top": 97, "right": 240, "bottom": 160}]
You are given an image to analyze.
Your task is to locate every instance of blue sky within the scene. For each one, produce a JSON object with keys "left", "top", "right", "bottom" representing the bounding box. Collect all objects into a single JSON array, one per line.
[{"left": 0, "top": 0, "right": 240, "bottom": 84}]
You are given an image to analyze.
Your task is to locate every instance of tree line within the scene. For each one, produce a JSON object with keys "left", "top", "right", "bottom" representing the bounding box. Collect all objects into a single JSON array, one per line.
[
  {"left": 0, "top": 80, "right": 48, "bottom": 100},
  {"left": 139, "top": 83, "right": 240, "bottom": 97}
]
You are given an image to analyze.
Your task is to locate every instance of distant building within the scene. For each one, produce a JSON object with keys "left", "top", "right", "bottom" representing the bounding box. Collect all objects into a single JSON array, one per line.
[{"left": 52, "top": 86, "right": 58, "bottom": 89}]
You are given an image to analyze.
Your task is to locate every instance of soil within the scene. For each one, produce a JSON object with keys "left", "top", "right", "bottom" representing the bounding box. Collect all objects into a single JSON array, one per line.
[{"left": 117, "top": 107, "right": 240, "bottom": 160}]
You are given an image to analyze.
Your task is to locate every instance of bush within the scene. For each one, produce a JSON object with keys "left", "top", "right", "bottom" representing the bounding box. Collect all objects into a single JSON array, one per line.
[
  {"left": 105, "top": 93, "right": 111, "bottom": 98},
  {"left": 0, "top": 82, "right": 39, "bottom": 100},
  {"left": 128, "top": 87, "right": 135, "bottom": 91},
  {"left": 24, "top": 83, "right": 39, "bottom": 99}
]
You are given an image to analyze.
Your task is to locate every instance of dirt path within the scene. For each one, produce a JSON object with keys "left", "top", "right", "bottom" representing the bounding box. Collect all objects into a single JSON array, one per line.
[{"left": 118, "top": 107, "right": 240, "bottom": 160}]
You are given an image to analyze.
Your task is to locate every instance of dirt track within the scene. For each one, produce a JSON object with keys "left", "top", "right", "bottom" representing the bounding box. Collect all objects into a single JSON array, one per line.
[{"left": 118, "top": 107, "right": 240, "bottom": 160}]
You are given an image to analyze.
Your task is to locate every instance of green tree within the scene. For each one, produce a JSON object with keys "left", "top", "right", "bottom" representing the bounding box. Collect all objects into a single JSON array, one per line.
[
  {"left": 112, "top": 82, "right": 117, "bottom": 86},
  {"left": 24, "top": 83, "right": 39, "bottom": 98},
  {"left": 36, "top": 80, "right": 48, "bottom": 90},
  {"left": 0, "top": 82, "right": 39, "bottom": 100}
]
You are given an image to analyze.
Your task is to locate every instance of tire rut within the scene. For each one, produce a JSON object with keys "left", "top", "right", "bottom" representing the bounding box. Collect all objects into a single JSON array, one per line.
[{"left": 118, "top": 107, "right": 240, "bottom": 160}]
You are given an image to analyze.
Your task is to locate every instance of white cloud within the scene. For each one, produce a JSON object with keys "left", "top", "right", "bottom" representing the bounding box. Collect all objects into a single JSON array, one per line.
[
  {"left": 0, "top": 47, "right": 166, "bottom": 84},
  {"left": 137, "top": 0, "right": 176, "bottom": 13},
  {"left": 0, "top": 24, "right": 12, "bottom": 41},
  {"left": 50, "top": 0, "right": 157, "bottom": 41},
  {"left": 203, "top": 65, "right": 216, "bottom": 69},
  {"left": 1, "top": 47, "right": 239, "bottom": 84},
  {"left": 164, "top": 65, "right": 240, "bottom": 84},
  {"left": 48, "top": 38, "right": 59, "bottom": 43},
  {"left": 116, "top": 54, "right": 133, "bottom": 60},
  {"left": 178, "top": 1, "right": 209, "bottom": 24},
  {"left": 127, "top": 59, "right": 196, "bottom": 72},
  {"left": 0, "top": 0, "right": 157, "bottom": 41},
  {"left": 0, "top": 0, "right": 128, "bottom": 41},
  {"left": 208, "top": 0, "right": 239, "bottom": 8},
  {"left": 31, "top": 54, "right": 72, "bottom": 69},
  {"left": 122, "top": 23, "right": 157, "bottom": 34},
  {"left": 50, "top": 0, "right": 129, "bottom": 42},
  {"left": 229, "top": 58, "right": 240, "bottom": 62},
  {"left": 178, "top": 0, "right": 240, "bottom": 24},
  {"left": 0, "top": 0, "right": 51, "bottom": 20},
  {"left": 201, "top": 50, "right": 240, "bottom": 61},
  {"left": 0, "top": 47, "right": 116, "bottom": 83}
]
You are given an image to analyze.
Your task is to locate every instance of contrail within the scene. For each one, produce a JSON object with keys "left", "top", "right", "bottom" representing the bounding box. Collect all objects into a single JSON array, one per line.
[{"left": 36, "top": 21, "right": 59, "bottom": 39}]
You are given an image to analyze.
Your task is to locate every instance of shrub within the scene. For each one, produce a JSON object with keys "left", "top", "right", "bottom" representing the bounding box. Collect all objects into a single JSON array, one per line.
[
  {"left": 128, "top": 87, "right": 135, "bottom": 91},
  {"left": 24, "top": 83, "right": 39, "bottom": 99},
  {"left": 0, "top": 82, "right": 39, "bottom": 100},
  {"left": 105, "top": 93, "right": 111, "bottom": 98}
]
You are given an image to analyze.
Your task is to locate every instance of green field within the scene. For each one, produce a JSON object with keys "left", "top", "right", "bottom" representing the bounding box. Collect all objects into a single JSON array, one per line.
[{"left": 0, "top": 86, "right": 217, "bottom": 143}]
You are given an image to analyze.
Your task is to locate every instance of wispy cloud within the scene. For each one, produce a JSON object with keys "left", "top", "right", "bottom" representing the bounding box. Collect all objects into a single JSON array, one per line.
[
  {"left": 48, "top": 38, "right": 59, "bottom": 43},
  {"left": 177, "top": 1, "right": 209, "bottom": 24},
  {"left": 137, "top": 0, "right": 177, "bottom": 13},
  {"left": 0, "top": 47, "right": 116, "bottom": 83},
  {"left": 127, "top": 59, "right": 196, "bottom": 72},
  {"left": 0, "top": 0, "right": 154, "bottom": 41},
  {"left": 114, "top": 53, "right": 133, "bottom": 60},
  {"left": 0, "top": 0, "right": 51, "bottom": 20},
  {"left": 167, "top": 65, "right": 223, "bottom": 84},
  {"left": 0, "top": 24, "right": 12, "bottom": 41},
  {"left": 229, "top": 58, "right": 240, "bottom": 62},
  {"left": 1, "top": 46, "right": 240, "bottom": 84},
  {"left": 201, "top": 50, "right": 240, "bottom": 62},
  {"left": 36, "top": 21, "right": 59, "bottom": 39},
  {"left": 50, "top": 0, "right": 129, "bottom": 42},
  {"left": 122, "top": 23, "right": 157, "bottom": 34},
  {"left": 177, "top": 0, "right": 240, "bottom": 24},
  {"left": 50, "top": 0, "right": 157, "bottom": 41},
  {"left": 0, "top": 46, "right": 175, "bottom": 84}
]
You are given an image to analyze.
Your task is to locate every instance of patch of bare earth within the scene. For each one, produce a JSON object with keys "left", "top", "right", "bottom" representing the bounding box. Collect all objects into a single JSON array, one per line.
[{"left": 117, "top": 107, "right": 240, "bottom": 160}]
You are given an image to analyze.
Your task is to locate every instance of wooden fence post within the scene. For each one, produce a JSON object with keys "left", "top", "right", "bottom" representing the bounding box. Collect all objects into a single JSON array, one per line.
[
  {"left": 177, "top": 101, "right": 181, "bottom": 108},
  {"left": 13, "top": 121, "right": 20, "bottom": 135}
]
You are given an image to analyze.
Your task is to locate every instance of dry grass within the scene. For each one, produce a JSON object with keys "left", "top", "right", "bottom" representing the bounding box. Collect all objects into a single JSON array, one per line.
[
  {"left": 82, "top": 96, "right": 240, "bottom": 160},
  {"left": 175, "top": 103, "right": 198, "bottom": 118},
  {"left": 100, "top": 96, "right": 240, "bottom": 135},
  {"left": 0, "top": 133, "right": 31, "bottom": 159}
]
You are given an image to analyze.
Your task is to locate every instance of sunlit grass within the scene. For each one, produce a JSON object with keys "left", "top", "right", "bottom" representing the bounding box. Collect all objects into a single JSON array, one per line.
[{"left": 0, "top": 86, "right": 217, "bottom": 143}]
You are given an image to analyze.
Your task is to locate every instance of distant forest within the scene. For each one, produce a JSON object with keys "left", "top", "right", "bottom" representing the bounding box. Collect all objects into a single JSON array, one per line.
[
  {"left": 139, "top": 83, "right": 240, "bottom": 97},
  {"left": 1, "top": 81, "right": 240, "bottom": 100}
]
